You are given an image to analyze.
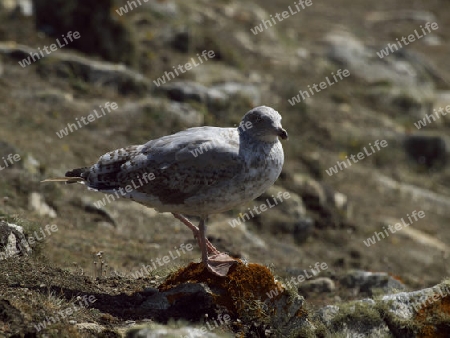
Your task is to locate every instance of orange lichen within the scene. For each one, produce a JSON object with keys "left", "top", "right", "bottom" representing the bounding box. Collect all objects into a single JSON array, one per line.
[
  {"left": 295, "top": 306, "right": 309, "bottom": 318},
  {"left": 159, "top": 261, "right": 289, "bottom": 319},
  {"left": 414, "top": 292, "right": 450, "bottom": 337},
  {"left": 388, "top": 273, "right": 404, "bottom": 284}
]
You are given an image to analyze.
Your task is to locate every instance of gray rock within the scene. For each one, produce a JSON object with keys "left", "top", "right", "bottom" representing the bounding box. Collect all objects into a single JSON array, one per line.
[
  {"left": 316, "top": 280, "right": 450, "bottom": 337},
  {"left": 254, "top": 185, "right": 313, "bottom": 242},
  {"left": 189, "top": 64, "right": 247, "bottom": 85},
  {"left": 145, "top": 0, "right": 178, "bottom": 17},
  {"left": 121, "top": 98, "right": 204, "bottom": 127},
  {"left": 74, "top": 322, "right": 107, "bottom": 335},
  {"left": 0, "top": 42, "right": 150, "bottom": 94},
  {"left": 156, "top": 81, "right": 261, "bottom": 111},
  {"left": 156, "top": 81, "right": 229, "bottom": 111},
  {"left": 0, "top": 0, "right": 31, "bottom": 15},
  {"left": 366, "top": 84, "right": 435, "bottom": 121},
  {"left": 32, "top": 89, "right": 73, "bottom": 104},
  {"left": 298, "top": 277, "right": 336, "bottom": 293},
  {"left": 325, "top": 30, "right": 436, "bottom": 120},
  {"left": 35, "top": 52, "right": 150, "bottom": 94},
  {"left": 382, "top": 281, "right": 450, "bottom": 322},
  {"left": 267, "top": 291, "right": 316, "bottom": 336},
  {"left": 326, "top": 30, "right": 434, "bottom": 88},
  {"left": 211, "top": 82, "right": 261, "bottom": 107},
  {"left": 316, "top": 299, "right": 391, "bottom": 337},
  {"left": 0, "top": 221, "right": 32, "bottom": 260},
  {"left": 340, "top": 270, "right": 405, "bottom": 295},
  {"left": 29, "top": 192, "right": 57, "bottom": 218},
  {"left": 376, "top": 173, "right": 450, "bottom": 216},
  {"left": 126, "top": 324, "right": 232, "bottom": 338},
  {"left": 289, "top": 174, "right": 351, "bottom": 229}
]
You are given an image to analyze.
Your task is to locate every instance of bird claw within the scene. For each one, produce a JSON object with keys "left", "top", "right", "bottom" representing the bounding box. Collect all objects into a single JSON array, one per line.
[{"left": 205, "top": 253, "right": 237, "bottom": 276}]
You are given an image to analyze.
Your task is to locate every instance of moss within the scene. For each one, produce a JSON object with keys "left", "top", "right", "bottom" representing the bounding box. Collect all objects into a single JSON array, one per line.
[
  {"left": 330, "top": 301, "right": 384, "bottom": 334},
  {"left": 159, "top": 261, "right": 297, "bottom": 324}
]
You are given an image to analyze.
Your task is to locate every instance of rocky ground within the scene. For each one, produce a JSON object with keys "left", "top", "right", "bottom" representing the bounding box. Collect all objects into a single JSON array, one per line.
[{"left": 1, "top": 0, "right": 450, "bottom": 337}]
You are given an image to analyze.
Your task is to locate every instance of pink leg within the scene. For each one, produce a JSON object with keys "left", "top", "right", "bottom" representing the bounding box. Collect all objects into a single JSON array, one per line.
[
  {"left": 171, "top": 213, "right": 220, "bottom": 255},
  {"left": 172, "top": 213, "right": 237, "bottom": 276}
]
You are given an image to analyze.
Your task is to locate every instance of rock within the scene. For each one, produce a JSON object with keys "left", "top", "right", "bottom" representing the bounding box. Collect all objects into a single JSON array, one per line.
[
  {"left": 366, "top": 9, "right": 437, "bottom": 25},
  {"left": 289, "top": 174, "right": 351, "bottom": 229},
  {"left": 403, "top": 134, "right": 447, "bottom": 168},
  {"left": 325, "top": 30, "right": 436, "bottom": 120},
  {"left": 156, "top": 81, "right": 261, "bottom": 111},
  {"left": 316, "top": 280, "right": 450, "bottom": 337},
  {"left": 140, "top": 282, "right": 219, "bottom": 322},
  {"left": 122, "top": 98, "right": 204, "bottom": 127},
  {"left": 156, "top": 81, "right": 226, "bottom": 107},
  {"left": 29, "top": 192, "right": 57, "bottom": 218},
  {"left": 433, "top": 91, "right": 450, "bottom": 120},
  {"left": 33, "top": 0, "right": 138, "bottom": 66},
  {"left": 381, "top": 280, "right": 450, "bottom": 337},
  {"left": 0, "top": 221, "right": 32, "bottom": 260},
  {"left": 340, "top": 270, "right": 405, "bottom": 295},
  {"left": 298, "top": 277, "right": 336, "bottom": 293},
  {"left": 0, "top": 299, "right": 24, "bottom": 333},
  {"left": 376, "top": 173, "right": 450, "bottom": 214},
  {"left": 0, "top": 140, "right": 22, "bottom": 169},
  {"left": 0, "top": 42, "right": 150, "bottom": 94},
  {"left": 211, "top": 82, "right": 261, "bottom": 107},
  {"left": 253, "top": 185, "right": 313, "bottom": 243},
  {"left": 325, "top": 30, "right": 434, "bottom": 88},
  {"left": 74, "top": 323, "right": 120, "bottom": 337},
  {"left": 23, "top": 154, "right": 40, "bottom": 176},
  {"left": 316, "top": 299, "right": 391, "bottom": 337},
  {"left": 126, "top": 324, "right": 232, "bottom": 338},
  {"left": 33, "top": 89, "right": 73, "bottom": 104},
  {"left": 156, "top": 262, "right": 315, "bottom": 337},
  {"left": 366, "top": 84, "right": 435, "bottom": 121},
  {"left": 189, "top": 63, "right": 247, "bottom": 85},
  {"left": 381, "top": 220, "right": 449, "bottom": 253},
  {"left": 145, "top": 0, "right": 179, "bottom": 17},
  {"left": 0, "top": 0, "right": 31, "bottom": 15},
  {"left": 35, "top": 52, "right": 150, "bottom": 95}
]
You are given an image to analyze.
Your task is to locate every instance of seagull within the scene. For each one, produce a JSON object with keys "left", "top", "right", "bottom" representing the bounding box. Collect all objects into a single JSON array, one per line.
[{"left": 43, "top": 106, "right": 288, "bottom": 276}]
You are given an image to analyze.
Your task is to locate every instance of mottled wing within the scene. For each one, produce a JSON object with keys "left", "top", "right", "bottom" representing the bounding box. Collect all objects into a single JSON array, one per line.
[
  {"left": 88, "top": 127, "right": 243, "bottom": 205},
  {"left": 81, "top": 145, "right": 144, "bottom": 190}
]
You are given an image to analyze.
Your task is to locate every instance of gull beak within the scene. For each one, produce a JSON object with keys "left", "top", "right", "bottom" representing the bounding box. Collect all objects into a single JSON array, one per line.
[{"left": 278, "top": 127, "right": 288, "bottom": 140}]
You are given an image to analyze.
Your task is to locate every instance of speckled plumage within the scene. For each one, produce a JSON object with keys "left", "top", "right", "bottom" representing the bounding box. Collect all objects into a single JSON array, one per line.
[
  {"left": 66, "top": 106, "right": 288, "bottom": 217},
  {"left": 46, "top": 106, "right": 288, "bottom": 276}
]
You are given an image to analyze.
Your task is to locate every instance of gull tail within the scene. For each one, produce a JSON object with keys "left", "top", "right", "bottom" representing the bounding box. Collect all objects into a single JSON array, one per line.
[
  {"left": 41, "top": 167, "right": 90, "bottom": 184},
  {"left": 41, "top": 177, "right": 85, "bottom": 184}
]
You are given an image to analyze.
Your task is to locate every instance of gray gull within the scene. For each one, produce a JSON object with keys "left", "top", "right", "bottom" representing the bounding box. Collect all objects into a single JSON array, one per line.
[{"left": 43, "top": 105, "right": 288, "bottom": 276}]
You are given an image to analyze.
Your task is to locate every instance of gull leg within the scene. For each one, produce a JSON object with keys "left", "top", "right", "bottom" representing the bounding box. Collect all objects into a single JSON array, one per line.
[
  {"left": 172, "top": 213, "right": 237, "bottom": 276},
  {"left": 199, "top": 217, "right": 237, "bottom": 277},
  {"left": 198, "top": 218, "right": 209, "bottom": 265},
  {"left": 172, "top": 213, "right": 220, "bottom": 255}
]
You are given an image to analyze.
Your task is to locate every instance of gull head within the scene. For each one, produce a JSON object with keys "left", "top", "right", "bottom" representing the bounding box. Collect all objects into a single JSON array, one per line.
[{"left": 239, "top": 106, "right": 288, "bottom": 143}]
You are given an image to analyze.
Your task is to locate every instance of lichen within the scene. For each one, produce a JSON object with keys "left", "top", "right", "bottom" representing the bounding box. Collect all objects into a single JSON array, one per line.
[{"left": 159, "top": 261, "right": 302, "bottom": 324}]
